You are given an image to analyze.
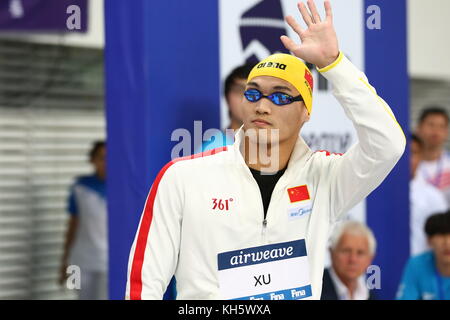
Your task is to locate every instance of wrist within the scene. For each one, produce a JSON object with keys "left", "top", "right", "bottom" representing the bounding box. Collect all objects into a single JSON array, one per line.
[
  {"left": 317, "top": 51, "right": 344, "bottom": 73},
  {"left": 317, "top": 51, "right": 341, "bottom": 69}
]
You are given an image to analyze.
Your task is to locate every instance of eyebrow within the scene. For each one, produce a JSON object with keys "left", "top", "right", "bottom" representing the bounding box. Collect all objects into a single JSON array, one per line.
[
  {"left": 272, "top": 86, "right": 292, "bottom": 93},
  {"left": 246, "top": 82, "right": 292, "bottom": 93},
  {"left": 246, "top": 81, "right": 260, "bottom": 88}
]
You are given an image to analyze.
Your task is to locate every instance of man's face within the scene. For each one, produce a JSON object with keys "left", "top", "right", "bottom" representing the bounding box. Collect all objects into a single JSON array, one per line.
[
  {"left": 417, "top": 114, "right": 449, "bottom": 150},
  {"left": 410, "top": 140, "right": 422, "bottom": 177},
  {"left": 428, "top": 234, "right": 450, "bottom": 265},
  {"left": 241, "top": 76, "right": 310, "bottom": 145},
  {"left": 91, "top": 146, "right": 106, "bottom": 179},
  {"left": 226, "top": 78, "right": 247, "bottom": 124},
  {"left": 331, "top": 233, "right": 374, "bottom": 283}
]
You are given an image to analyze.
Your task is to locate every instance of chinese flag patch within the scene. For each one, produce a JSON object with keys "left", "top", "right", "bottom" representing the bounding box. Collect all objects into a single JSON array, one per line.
[
  {"left": 287, "top": 185, "right": 310, "bottom": 203},
  {"left": 304, "top": 69, "right": 314, "bottom": 90}
]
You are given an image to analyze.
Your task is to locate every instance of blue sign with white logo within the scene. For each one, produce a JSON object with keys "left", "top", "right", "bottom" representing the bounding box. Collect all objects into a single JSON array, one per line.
[
  {"left": 218, "top": 239, "right": 307, "bottom": 270},
  {"left": 217, "top": 240, "right": 312, "bottom": 300}
]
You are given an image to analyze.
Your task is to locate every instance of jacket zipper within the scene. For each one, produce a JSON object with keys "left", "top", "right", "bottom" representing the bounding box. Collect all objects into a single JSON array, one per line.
[
  {"left": 248, "top": 171, "right": 268, "bottom": 243},
  {"left": 261, "top": 182, "right": 285, "bottom": 244},
  {"left": 261, "top": 218, "right": 268, "bottom": 243},
  {"left": 247, "top": 167, "right": 284, "bottom": 244}
]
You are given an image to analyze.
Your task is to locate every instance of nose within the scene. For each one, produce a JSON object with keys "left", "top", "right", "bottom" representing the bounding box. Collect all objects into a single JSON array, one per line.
[
  {"left": 254, "top": 97, "right": 272, "bottom": 115},
  {"left": 348, "top": 252, "right": 359, "bottom": 264}
]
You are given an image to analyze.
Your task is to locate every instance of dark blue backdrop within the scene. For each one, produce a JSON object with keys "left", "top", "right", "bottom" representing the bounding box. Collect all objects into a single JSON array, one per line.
[
  {"left": 364, "top": 0, "right": 410, "bottom": 300},
  {"left": 104, "top": 0, "right": 220, "bottom": 299},
  {"left": 105, "top": 0, "right": 409, "bottom": 300}
]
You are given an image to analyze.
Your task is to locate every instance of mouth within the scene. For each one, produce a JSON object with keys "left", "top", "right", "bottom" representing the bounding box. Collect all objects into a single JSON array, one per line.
[{"left": 252, "top": 119, "right": 271, "bottom": 127}]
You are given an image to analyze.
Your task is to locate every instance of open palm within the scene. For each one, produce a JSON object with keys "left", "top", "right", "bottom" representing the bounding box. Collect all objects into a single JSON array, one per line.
[{"left": 281, "top": 0, "right": 340, "bottom": 69}]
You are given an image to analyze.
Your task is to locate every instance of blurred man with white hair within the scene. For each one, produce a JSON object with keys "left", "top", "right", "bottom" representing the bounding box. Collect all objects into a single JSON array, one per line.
[{"left": 321, "top": 221, "right": 377, "bottom": 300}]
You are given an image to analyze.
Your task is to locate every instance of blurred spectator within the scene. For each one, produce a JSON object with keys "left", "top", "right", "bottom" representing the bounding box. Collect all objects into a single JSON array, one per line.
[
  {"left": 397, "top": 212, "right": 450, "bottom": 300},
  {"left": 416, "top": 107, "right": 450, "bottom": 206},
  {"left": 410, "top": 134, "right": 448, "bottom": 256},
  {"left": 60, "top": 141, "right": 108, "bottom": 300},
  {"left": 197, "top": 63, "right": 255, "bottom": 153},
  {"left": 321, "top": 221, "right": 377, "bottom": 300}
]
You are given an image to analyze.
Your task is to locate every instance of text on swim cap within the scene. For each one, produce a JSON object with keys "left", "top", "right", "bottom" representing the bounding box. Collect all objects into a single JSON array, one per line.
[{"left": 257, "top": 62, "right": 287, "bottom": 70}]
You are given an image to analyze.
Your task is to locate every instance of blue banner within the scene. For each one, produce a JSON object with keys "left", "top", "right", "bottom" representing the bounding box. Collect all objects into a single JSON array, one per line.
[
  {"left": 0, "top": 0, "right": 87, "bottom": 32},
  {"left": 105, "top": 0, "right": 220, "bottom": 300},
  {"left": 235, "top": 285, "right": 312, "bottom": 301},
  {"left": 365, "top": 0, "right": 410, "bottom": 300}
]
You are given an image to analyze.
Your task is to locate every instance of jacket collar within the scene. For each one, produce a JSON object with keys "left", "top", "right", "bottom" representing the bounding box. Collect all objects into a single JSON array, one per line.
[{"left": 231, "top": 125, "right": 313, "bottom": 185}]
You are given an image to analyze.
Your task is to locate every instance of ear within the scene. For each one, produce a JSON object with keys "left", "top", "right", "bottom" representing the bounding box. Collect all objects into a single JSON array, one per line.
[
  {"left": 298, "top": 104, "right": 310, "bottom": 130},
  {"left": 303, "top": 105, "right": 311, "bottom": 123},
  {"left": 305, "top": 112, "right": 311, "bottom": 123}
]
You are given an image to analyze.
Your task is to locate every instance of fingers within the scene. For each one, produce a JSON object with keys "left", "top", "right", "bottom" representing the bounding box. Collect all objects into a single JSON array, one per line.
[
  {"left": 285, "top": 15, "right": 305, "bottom": 37},
  {"left": 307, "top": 0, "right": 322, "bottom": 23},
  {"left": 298, "top": 2, "right": 314, "bottom": 27},
  {"left": 298, "top": 0, "right": 331, "bottom": 25},
  {"left": 324, "top": 0, "right": 333, "bottom": 22},
  {"left": 280, "top": 35, "right": 298, "bottom": 52}
]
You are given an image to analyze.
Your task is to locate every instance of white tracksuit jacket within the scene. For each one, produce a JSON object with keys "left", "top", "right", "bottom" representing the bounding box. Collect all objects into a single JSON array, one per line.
[{"left": 126, "top": 55, "right": 406, "bottom": 300}]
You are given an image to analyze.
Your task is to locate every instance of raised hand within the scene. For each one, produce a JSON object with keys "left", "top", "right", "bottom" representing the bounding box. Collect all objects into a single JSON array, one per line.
[{"left": 281, "top": 0, "right": 340, "bottom": 69}]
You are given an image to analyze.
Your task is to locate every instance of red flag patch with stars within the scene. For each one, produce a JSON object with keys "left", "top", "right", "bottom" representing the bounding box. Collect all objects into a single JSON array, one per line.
[
  {"left": 304, "top": 69, "right": 313, "bottom": 90},
  {"left": 287, "top": 185, "right": 310, "bottom": 203}
]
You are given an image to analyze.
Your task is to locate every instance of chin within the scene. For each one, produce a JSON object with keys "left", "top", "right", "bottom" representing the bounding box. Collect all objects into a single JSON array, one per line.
[
  {"left": 439, "top": 253, "right": 450, "bottom": 263},
  {"left": 344, "top": 269, "right": 363, "bottom": 278}
]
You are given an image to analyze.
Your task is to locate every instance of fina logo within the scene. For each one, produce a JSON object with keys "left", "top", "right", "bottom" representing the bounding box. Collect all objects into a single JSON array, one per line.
[{"left": 239, "top": 0, "right": 289, "bottom": 64}]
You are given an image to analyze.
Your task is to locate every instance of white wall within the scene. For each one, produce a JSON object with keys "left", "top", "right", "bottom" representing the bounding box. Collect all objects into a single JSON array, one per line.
[
  {"left": 408, "top": 0, "right": 450, "bottom": 80},
  {"left": 0, "top": 0, "right": 104, "bottom": 48}
]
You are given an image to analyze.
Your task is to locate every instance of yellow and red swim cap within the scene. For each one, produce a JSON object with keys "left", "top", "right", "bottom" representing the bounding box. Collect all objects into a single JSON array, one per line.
[{"left": 247, "top": 54, "right": 314, "bottom": 114}]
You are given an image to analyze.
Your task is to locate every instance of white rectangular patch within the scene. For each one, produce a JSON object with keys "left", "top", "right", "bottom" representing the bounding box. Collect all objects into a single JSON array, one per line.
[{"left": 217, "top": 240, "right": 312, "bottom": 300}]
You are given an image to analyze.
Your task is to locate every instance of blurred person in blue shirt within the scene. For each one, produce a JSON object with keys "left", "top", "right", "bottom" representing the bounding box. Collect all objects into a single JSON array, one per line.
[
  {"left": 60, "top": 141, "right": 107, "bottom": 300},
  {"left": 196, "top": 64, "right": 255, "bottom": 153},
  {"left": 397, "top": 212, "right": 450, "bottom": 300}
]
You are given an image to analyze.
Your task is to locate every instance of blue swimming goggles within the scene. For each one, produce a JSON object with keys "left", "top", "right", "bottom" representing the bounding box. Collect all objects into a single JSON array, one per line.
[{"left": 244, "top": 88, "right": 304, "bottom": 106}]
